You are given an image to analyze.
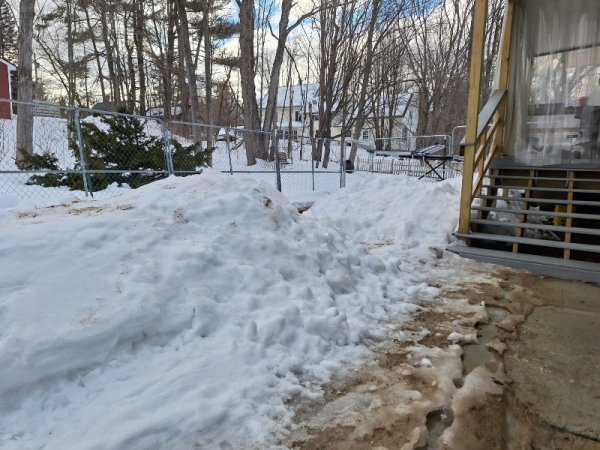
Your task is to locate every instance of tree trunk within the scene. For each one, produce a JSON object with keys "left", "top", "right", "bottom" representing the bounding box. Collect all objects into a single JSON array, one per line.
[
  {"left": 99, "top": 0, "right": 120, "bottom": 106},
  {"left": 16, "top": 0, "right": 35, "bottom": 168},
  {"left": 177, "top": 39, "right": 190, "bottom": 121},
  {"left": 133, "top": 0, "right": 146, "bottom": 114},
  {"left": 83, "top": 6, "right": 106, "bottom": 102},
  {"left": 163, "top": 0, "right": 176, "bottom": 122},
  {"left": 66, "top": 0, "right": 76, "bottom": 107},
  {"left": 124, "top": 14, "right": 136, "bottom": 112},
  {"left": 174, "top": 0, "right": 201, "bottom": 141},
  {"left": 349, "top": 0, "right": 381, "bottom": 162},
  {"left": 203, "top": 0, "right": 213, "bottom": 151},
  {"left": 112, "top": 14, "right": 127, "bottom": 108},
  {"left": 261, "top": 0, "right": 292, "bottom": 136},
  {"left": 239, "top": 0, "right": 264, "bottom": 165}
]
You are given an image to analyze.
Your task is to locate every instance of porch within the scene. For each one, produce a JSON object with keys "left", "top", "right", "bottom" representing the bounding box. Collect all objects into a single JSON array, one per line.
[{"left": 450, "top": 0, "right": 600, "bottom": 282}]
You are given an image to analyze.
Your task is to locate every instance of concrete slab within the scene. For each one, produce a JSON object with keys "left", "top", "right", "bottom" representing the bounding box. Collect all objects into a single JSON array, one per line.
[{"left": 505, "top": 280, "right": 600, "bottom": 442}]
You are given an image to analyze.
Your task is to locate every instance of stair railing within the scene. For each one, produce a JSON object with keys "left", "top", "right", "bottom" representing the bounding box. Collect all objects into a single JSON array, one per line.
[{"left": 458, "top": 89, "right": 507, "bottom": 234}]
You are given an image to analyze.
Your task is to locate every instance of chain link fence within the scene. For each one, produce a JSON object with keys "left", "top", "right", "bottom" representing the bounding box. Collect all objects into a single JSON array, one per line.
[
  {"left": 0, "top": 99, "right": 173, "bottom": 207},
  {"left": 0, "top": 99, "right": 460, "bottom": 208},
  {"left": 165, "top": 122, "right": 361, "bottom": 194}
]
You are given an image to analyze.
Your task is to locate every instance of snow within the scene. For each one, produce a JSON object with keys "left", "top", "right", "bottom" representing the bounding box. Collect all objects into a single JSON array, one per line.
[
  {"left": 259, "top": 83, "right": 320, "bottom": 108},
  {"left": 306, "top": 174, "right": 462, "bottom": 262},
  {"left": 439, "top": 364, "right": 507, "bottom": 448},
  {"left": 447, "top": 331, "right": 466, "bottom": 342},
  {"left": 0, "top": 170, "right": 463, "bottom": 449}
]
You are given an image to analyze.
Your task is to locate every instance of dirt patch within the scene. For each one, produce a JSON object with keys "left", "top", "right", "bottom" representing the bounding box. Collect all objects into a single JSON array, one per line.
[
  {"left": 364, "top": 239, "right": 395, "bottom": 250},
  {"left": 68, "top": 204, "right": 134, "bottom": 215},
  {"left": 284, "top": 262, "right": 495, "bottom": 450},
  {"left": 17, "top": 211, "right": 40, "bottom": 219}
]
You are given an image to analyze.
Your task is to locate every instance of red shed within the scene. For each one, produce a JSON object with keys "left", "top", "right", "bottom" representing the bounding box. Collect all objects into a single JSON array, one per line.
[{"left": 0, "top": 58, "right": 16, "bottom": 120}]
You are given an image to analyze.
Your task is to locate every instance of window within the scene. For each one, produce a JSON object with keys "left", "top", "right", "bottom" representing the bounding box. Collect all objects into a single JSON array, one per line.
[
  {"left": 509, "top": 1, "right": 600, "bottom": 164},
  {"left": 294, "top": 111, "right": 303, "bottom": 122},
  {"left": 283, "top": 130, "right": 299, "bottom": 140},
  {"left": 362, "top": 130, "right": 369, "bottom": 140}
]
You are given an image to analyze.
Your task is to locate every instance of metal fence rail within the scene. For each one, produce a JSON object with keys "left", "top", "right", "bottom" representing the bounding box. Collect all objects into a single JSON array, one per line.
[{"left": 0, "top": 99, "right": 462, "bottom": 208}]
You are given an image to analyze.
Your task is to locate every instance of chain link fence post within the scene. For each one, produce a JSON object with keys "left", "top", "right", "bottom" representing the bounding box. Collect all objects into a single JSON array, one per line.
[
  {"left": 340, "top": 139, "right": 346, "bottom": 188},
  {"left": 274, "top": 132, "right": 282, "bottom": 192},
  {"left": 311, "top": 141, "right": 315, "bottom": 191},
  {"left": 226, "top": 127, "right": 233, "bottom": 175},
  {"left": 161, "top": 120, "right": 174, "bottom": 175},
  {"left": 73, "top": 106, "right": 92, "bottom": 197}
]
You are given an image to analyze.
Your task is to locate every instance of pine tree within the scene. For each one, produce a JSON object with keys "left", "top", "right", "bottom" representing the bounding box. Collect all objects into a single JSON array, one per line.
[
  {"left": 24, "top": 114, "right": 212, "bottom": 191},
  {"left": 0, "top": 0, "right": 17, "bottom": 62},
  {"left": 73, "top": 114, "right": 213, "bottom": 190}
]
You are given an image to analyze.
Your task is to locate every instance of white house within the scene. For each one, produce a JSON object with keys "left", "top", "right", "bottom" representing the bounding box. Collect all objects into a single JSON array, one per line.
[
  {"left": 258, "top": 83, "right": 418, "bottom": 150},
  {"left": 145, "top": 105, "right": 184, "bottom": 119},
  {"left": 258, "top": 83, "right": 319, "bottom": 141}
]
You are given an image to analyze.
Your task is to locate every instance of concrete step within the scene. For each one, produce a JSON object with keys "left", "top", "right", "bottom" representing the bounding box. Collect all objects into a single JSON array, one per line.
[
  {"left": 446, "top": 244, "right": 600, "bottom": 283},
  {"left": 454, "top": 232, "right": 600, "bottom": 253},
  {"left": 470, "top": 219, "right": 600, "bottom": 236},
  {"left": 489, "top": 174, "right": 600, "bottom": 183},
  {"left": 475, "top": 194, "right": 600, "bottom": 208},
  {"left": 471, "top": 205, "right": 600, "bottom": 221},
  {"left": 482, "top": 184, "right": 600, "bottom": 194}
]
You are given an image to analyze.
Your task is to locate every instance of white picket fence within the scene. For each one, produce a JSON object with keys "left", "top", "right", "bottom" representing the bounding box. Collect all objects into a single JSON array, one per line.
[{"left": 355, "top": 156, "right": 461, "bottom": 179}]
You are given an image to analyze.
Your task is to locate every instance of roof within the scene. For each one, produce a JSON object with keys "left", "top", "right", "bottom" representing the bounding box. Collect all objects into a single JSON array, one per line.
[
  {"left": 344, "top": 93, "right": 414, "bottom": 120},
  {"left": 259, "top": 83, "right": 320, "bottom": 109},
  {"left": 0, "top": 58, "right": 16, "bottom": 71},
  {"left": 364, "top": 93, "right": 413, "bottom": 119},
  {"left": 274, "top": 120, "right": 305, "bottom": 129},
  {"left": 260, "top": 83, "right": 414, "bottom": 119},
  {"left": 145, "top": 106, "right": 183, "bottom": 117}
]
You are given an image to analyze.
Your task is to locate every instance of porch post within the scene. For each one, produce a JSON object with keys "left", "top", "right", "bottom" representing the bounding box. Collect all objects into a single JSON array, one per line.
[
  {"left": 497, "top": 0, "right": 514, "bottom": 91},
  {"left": 496, "top": 0, "right": 515, "bottom": 153},
  {"left": 458, "top": 0, "right": 489, "bottom": 235}
]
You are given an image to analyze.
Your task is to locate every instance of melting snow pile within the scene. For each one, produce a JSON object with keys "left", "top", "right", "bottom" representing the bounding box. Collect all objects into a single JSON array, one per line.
[{"left": 0, "top": 171, "right": 461, "bottom": 449}]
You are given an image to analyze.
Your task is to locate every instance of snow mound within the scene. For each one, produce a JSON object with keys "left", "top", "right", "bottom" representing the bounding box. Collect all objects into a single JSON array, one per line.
[
  {"left": 0, "top": 171, "right": 423, "bottom": 449},
  {"left": 307, "top": 174, "right": 461, "bottom": 261}
]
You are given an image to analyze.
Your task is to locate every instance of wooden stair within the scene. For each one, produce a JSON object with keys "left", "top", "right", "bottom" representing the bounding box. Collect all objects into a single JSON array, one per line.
[{"left": 450, "top": 165, "right": 600, "bottom": 282}]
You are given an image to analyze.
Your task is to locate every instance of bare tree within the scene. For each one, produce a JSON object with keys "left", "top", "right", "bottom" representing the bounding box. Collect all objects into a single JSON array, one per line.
[
  {"left": 203, "top": 0, "right": 213, "bottom": 149},
  {"left": 133, "top": 0, "right": 146, "bottom": 113},
  {"left": 369, "top": 33, "right": 410, "bottom": 150},
  {"left": 16, "top": 0, "right": 35, "bottom": 167},
  {"left": 313, "top": 0, "right": 361, "bottom": 167},
  {"left": 404, "top": 0, "right": 474, "bottom": 136},
  {"left": 99, "top": 0, "right": 121, "bottom": 106},
  {"left": 348, "top": 0, "right": 384, "bottom": 162},
  {"left": 174, "top": 0, "right": 201, "bottom": 138},
  {"left": 238, "top": 0, "right": 265, "bottom": 165},
  {"left": 238, "top": 0, "right": 320, "bottom": 165}
]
